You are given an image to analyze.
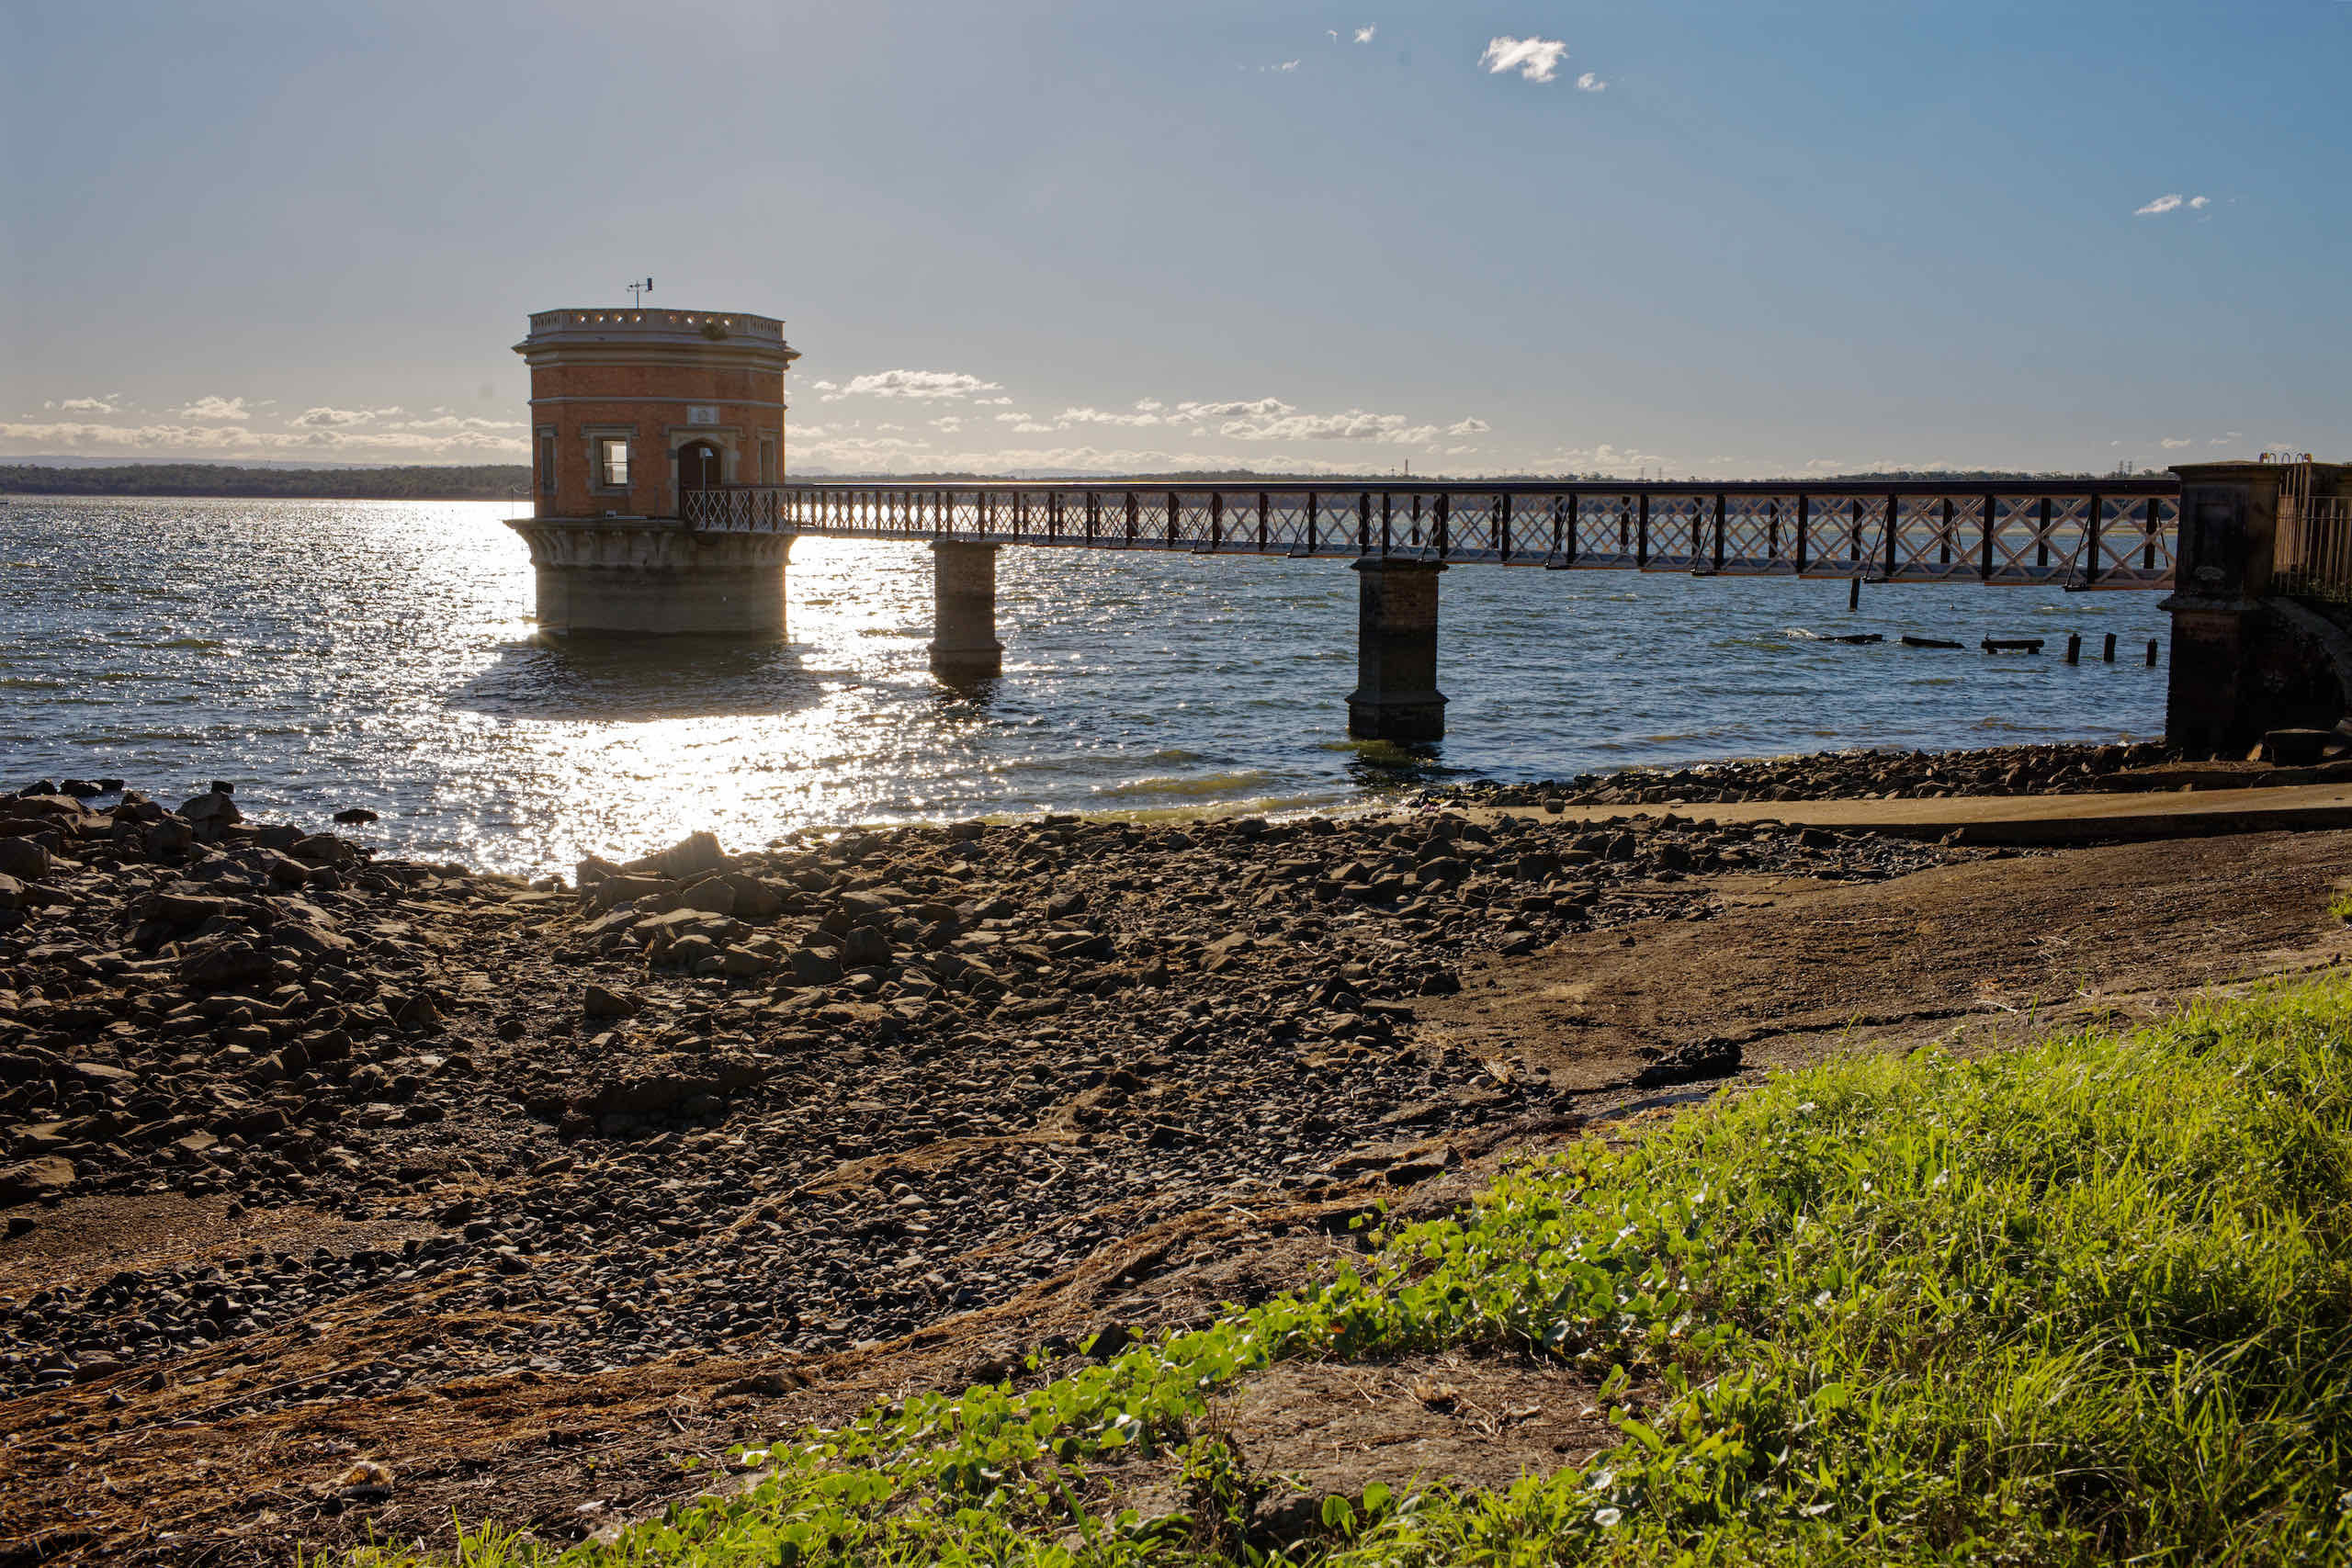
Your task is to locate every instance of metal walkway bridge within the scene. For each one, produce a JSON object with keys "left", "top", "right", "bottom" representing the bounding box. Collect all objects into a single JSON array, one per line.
[{"left": 684, "top": 476, "right": 2180, "bottom": 589}]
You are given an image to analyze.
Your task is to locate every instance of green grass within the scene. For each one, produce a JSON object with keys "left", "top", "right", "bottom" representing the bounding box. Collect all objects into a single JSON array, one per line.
[{"left": 346, "top": 977, "right": 2352, "bottom": 1566}]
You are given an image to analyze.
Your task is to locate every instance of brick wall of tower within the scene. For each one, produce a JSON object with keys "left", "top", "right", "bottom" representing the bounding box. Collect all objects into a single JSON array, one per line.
[{"left": 529, "top": 359, "right": 786, "bottom": 520}]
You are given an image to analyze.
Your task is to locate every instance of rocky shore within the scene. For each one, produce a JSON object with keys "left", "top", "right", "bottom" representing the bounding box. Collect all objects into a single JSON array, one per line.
[
  {"left": 1416, "top": 739, "right": 2179, "bottom": 810},
  {"left": 0, "top": 773, "right": 1975, "bottom": 1426}
]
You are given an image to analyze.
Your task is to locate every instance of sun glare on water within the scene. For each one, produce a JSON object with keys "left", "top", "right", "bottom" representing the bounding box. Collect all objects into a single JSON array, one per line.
[{"left": 0, "top": 498, "right": 2169, "bottom": 877}]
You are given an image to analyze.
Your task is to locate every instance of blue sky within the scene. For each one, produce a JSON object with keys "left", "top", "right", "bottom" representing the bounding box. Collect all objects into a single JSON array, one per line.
[{"left": 4, "top": 0, "right": 2346, "bottom": 477}]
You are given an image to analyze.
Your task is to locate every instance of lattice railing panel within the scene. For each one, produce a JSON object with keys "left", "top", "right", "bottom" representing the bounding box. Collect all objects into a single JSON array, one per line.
[
  {"left": 2081, "top": 496, "right": 2176, "bottom": 586},
  {"left": 1797, "top": 497, "right": 1879, "bottom": 578},
  {"left": 676, "top": 480, "right": 2177, "bottom": 587}
]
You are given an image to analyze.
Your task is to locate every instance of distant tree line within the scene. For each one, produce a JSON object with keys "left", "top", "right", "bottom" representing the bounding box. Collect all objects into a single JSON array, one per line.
[{"left": 0, "top": 464, "right": 532, "bottom": 500}]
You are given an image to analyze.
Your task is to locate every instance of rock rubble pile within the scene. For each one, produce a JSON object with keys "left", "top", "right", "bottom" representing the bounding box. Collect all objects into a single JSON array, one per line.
[{"left": 1, "top": 779, "right": 1966, "bottom": 1409}]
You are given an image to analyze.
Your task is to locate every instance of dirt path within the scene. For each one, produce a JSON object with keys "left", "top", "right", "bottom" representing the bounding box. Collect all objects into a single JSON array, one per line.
[
  {"left": 8, "top": 830, "right": 2352, "bottom": 1564},
  {"left": 1418, "top": 831, "right": 2352, "bottom": 1097}
]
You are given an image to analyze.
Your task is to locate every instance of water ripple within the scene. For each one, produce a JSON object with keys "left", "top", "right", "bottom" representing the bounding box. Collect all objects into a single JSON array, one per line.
[{"left": 0, "top": 496, "right": 2169, "bottom": 875}]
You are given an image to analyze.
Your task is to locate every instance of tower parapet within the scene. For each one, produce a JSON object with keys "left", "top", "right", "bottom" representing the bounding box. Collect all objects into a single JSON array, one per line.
[{"left": 507, "top": 306, "right": 798, "bottom": 635}]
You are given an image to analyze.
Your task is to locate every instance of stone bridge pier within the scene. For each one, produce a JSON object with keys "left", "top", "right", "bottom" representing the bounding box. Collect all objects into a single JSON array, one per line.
[
  {"left": 929, "top": 541, "right": 1004, "bottom": 679},
  {"left": 1347, "top": 559, "right": 1448, "bottom": 742}
]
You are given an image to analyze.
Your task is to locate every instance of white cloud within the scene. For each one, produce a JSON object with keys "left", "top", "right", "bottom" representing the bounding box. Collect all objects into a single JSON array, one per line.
[
  {"left": 4, "top": 421, "right": 250, "bottom": 453},
  {"left": 1057, "top": 405, "right": 1165, "bottom": 427},
  {"left": 1273, "top": 59, "right": 1299, "bottom": 72},
  {"left": 0, "top": 418, "right": 526, "bottom": 459},
  {"left": 1575, "top": 72, "right": 1606, "bottom": 92},
  {"left": 975, "top": 397, "right": 1483, "bottom": 449},
  {"left": 931, "top": 415, "right": 964, "bottom": 433},
  {"left": 1354, "top": 25, "right": 1375, "bottom": 43},
  {"left": 290, "top": 404, "right": 403, "bottom": 428},
  {"left": 5, "top": 394, "right": 542, "bottom": 460},
  {"left": 2159, "top": 436, "right": 2192, "bottom": 449},
  {"left": 820, "top": 369, "right": 1003, "bottom": 401},
  {"left": 384, "top": 414, "right": 523, "bottom": 433},
  {"left": 926, "top": 445, "right": 1406, "bottom": 477},
  {"left": 974, "top": 395, "right": 1013, "bottom": 405},
  {"left": 1481, "top": 36, "right": 1567, "bottom": 83},
  {"left": 2135, "top": 193, "right": 2189, "bottom": 216},
  {"left": 282, "top": 428, "right": 525, "bottom": 454},
  {"left": 808, "top": 379, "right": 840, "bottom": 392},
  {"left": 1219, "top": 409, "right": 1435, "bottom": 444},
  {"left": 1175, "top": 398, "right": 1294, "bottom": 421},
  {"left": 1039, "top": 398, "right": 1299, "bottom": 430},
  {"left": 2189, "top": 196, "right": 2211, "bottom": 209},
  {"left": 1528, "top": 443, "right": 1670, "bottom": 475},
  {"left": 792, "top": 434, "right": 933, "bottom": 463},
  {"left": 789, "top": 433, "right": 1513, "bottom": 478}
]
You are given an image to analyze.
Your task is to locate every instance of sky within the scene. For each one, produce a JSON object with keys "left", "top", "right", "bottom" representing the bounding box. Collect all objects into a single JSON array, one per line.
[{"left": 3, "top": 0, "right": 2348, "bottom": 479}]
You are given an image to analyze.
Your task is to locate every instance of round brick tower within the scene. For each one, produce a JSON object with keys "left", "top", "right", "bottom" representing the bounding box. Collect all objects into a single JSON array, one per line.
[{"left": 505, "top": 306, "right": 800, "bottom": 636}]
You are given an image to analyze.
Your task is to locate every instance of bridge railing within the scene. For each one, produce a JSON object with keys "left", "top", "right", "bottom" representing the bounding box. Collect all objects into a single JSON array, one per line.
[
  {"left": 683, "top": 479, "right": 2178, "bottom": 587},
  {"left": 2276, "top": 495, "right": 2352, "bottom": 604}
]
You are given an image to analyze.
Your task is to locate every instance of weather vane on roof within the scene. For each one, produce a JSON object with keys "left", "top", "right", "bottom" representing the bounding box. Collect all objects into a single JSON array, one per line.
[{"left": 626, "top": 276, "right": 653, "bottom": 308}]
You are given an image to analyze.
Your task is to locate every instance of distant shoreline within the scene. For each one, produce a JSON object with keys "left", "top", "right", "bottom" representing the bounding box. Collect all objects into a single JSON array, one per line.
[{"left": 0, "top": 462, "right": 530, "bottom": 502}]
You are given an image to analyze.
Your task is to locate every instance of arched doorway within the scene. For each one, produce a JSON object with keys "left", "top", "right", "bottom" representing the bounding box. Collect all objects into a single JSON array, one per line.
[{"left": 676, "top": 439, "right": 722, "bottom": 517}]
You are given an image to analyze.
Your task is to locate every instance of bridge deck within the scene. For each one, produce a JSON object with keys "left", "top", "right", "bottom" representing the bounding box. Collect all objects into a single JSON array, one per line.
[{"left": 683, "top": 478, "right": 2181, "bottom": 587}]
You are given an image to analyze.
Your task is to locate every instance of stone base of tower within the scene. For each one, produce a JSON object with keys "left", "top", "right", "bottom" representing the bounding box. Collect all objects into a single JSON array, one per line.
[{"left": 506, "top": 520, "right": 792, "bottom": 637}]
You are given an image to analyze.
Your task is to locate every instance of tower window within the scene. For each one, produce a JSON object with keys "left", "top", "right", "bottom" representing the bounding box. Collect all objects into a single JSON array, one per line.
[
  {"left": 759, "top": 435, "right": 777, "bottom": 483},
  {"left": 594, "top": 436, "right": 631, "bottom": 489},
  {"left": 538, "top": 432, "right": 556, "bottom": 493}
]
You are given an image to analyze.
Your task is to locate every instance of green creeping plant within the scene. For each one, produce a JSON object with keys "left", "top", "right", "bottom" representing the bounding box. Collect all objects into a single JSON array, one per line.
[{"left": 352, "top": 976, "right": 2352, "bottom": 1568}]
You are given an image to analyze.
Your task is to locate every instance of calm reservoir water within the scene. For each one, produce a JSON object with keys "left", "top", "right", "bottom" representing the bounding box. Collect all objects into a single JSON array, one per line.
[{"left": 0, "top": 497, "right": 2168, "bottom": 876}]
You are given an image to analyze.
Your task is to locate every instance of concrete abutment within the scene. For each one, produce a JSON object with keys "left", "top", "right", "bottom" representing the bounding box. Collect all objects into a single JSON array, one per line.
[{"left": 2163, "top": 462, "right": 2352, "bottom": 757}]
